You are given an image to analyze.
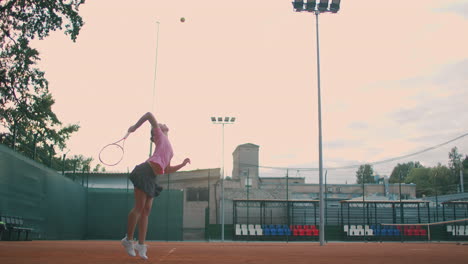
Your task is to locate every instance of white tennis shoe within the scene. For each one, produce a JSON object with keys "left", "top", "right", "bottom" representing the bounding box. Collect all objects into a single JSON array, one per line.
[
  {"left": 121, "top": 236, "right": 136, "bottom": 257},
  {"left": 135, "top": 243, "right": 148, "bottom": 260}
]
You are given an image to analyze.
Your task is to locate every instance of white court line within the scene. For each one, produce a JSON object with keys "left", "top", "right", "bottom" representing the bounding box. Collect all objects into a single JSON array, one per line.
[{"left": 158, "top": 247, "right": 176, "bottom": 262}]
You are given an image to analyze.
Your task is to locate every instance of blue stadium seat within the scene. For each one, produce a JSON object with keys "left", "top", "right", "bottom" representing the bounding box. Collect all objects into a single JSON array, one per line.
[
  {"left": 270, "top": 228, "right": 277, "bottom": 236},
  {"left": 264, "top": 228, "right": 271, "bottom": 236},
  {"left": 385, "top": 228, "right": 394, "bottom": 236},
  {"left": 380, "top": 229, "right": 388, "bottom": 236},
  {"left": 285, "top": 228, "right": 292, "bottom": 236},
  {"left": 277, "top": 228, "right": 284, "bottom": 236}
]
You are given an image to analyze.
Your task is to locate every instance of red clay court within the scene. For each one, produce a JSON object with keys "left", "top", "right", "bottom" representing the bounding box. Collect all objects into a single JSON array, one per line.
[{"left": 1, "top": 241, "right": 467, "bottom": 264}]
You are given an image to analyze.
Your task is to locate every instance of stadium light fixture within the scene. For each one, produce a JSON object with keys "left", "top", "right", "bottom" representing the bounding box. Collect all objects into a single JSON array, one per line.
[
  {"left": 318, "top": 0, "right": 329, "bottom": 11},
  {"left": 330, "top": 0, "right": 341, "bottom": 13},
  {"left": 305, "top": 0, "right": 317, "bottom": 12},
  {"left": 291, "top": 0, "right": 342, "bottom": 247},
  {"left": 293, "top": 0, "right": 304, "bottom": 11}
]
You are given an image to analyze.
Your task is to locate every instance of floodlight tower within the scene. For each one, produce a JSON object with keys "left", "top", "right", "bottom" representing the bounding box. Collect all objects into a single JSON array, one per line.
[
  {"left": 291, "top": 0, "right": 341, "bottom": 246},
  {"left": 211, "top": 116, "right": 236, "bottom": 241}
]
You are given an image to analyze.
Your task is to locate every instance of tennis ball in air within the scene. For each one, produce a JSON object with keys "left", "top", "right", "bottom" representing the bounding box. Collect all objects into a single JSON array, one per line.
[{"left": 180, "top": 17, "right": 185, "bottom": 23}]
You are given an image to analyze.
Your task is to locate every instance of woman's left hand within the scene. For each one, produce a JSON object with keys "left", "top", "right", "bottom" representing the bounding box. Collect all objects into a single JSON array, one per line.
[{"left": 128, "top": 125, "right": 137, "bottom": 133}]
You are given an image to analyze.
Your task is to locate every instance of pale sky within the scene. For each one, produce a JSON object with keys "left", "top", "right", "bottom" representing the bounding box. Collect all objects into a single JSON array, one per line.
[{"left": 31, "top": 0, "right": 468, "bottom": 184}]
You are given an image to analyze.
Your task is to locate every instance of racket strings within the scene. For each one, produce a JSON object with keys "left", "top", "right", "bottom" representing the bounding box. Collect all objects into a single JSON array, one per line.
[{"left": 99, "top": 143, "right": 125, "bottom": 166}]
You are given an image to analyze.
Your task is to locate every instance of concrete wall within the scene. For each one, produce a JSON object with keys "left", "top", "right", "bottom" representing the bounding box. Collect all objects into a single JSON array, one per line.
[{"left": 232, "top": 144, "right": 260, "bottom": 188}]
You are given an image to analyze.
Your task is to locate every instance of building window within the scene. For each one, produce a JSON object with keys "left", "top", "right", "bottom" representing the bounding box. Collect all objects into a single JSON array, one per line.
[
  {"left": 327, "top": 187, "right": 333, "bottom": 193},
  {"left": 336, "top": 187, "right": 341, "bottom": 193},
  {"left": 187, "top": 188, "right": 209, "bottom": 202},
  {"left": 245, "top": 178, "right": 252, "bottom": 187}
]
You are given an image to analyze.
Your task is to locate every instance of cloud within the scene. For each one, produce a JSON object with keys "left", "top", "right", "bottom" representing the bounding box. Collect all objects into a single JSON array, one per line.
[
  {"left": 390, "top": 59, "right": 468, "bottom": 132},
  {"left": 348, "top": 122, "right": 369, "bottom": 130},
  {"left": 433, "top": 59, "right": 468, "bottom": 88},
  {"left": 436, "top": 1, "right": 468, "bottom": 18}
]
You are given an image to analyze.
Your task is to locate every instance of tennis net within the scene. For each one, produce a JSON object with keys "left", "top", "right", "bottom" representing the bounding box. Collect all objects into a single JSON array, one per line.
[{"left": 380, "top": 218, "right": 468, "bottom": 240}]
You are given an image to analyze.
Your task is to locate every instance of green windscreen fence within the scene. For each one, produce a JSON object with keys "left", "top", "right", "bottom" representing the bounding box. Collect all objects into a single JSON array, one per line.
[
  {"left": 0, "top": 145, "right": 86, "bottom": 240},
  {"left": 86, "top": 188, "right": 183, "bottom": 241},
  {"left": 0, "top": 145, "right": 184, "bottom": 241}
]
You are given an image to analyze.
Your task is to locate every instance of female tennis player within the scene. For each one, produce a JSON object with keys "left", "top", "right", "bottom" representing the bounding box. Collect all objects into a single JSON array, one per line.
[{"left": 121, "top": 112, "right": 190, "bottom": 260}]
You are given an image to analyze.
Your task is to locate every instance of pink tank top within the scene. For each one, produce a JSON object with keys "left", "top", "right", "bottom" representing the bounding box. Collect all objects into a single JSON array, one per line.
[{"left": 146, "top": 126, "right": 174, "bottom": 174}]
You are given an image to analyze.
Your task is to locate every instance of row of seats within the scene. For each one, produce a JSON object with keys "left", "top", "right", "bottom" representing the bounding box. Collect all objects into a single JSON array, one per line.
[
  {"left": 447, "top": 225, "right": 468, "bottom": 236},
  {"left": 235, "top": 224, "right": 320, "bottom": 236},
  {"left": 290, "top": 225, "right": 319, "bottom": 236},
  {"left": 290, "top": 225, "right": 318, "bottom": 230},
  {"left": 235, "top": 224, "right": 263, "bottom": 236},
  {"left": 344, "top": 225, "right": 374, "bottom": 236},
  {"left": 398, "top": 226, "right": 428, "bottom": 236},
  {"left": 264, "top": 227, "right": 291, "bottom": 236},
  {"left": 344, "top": 225, "right": 427, "bottom": 237}
]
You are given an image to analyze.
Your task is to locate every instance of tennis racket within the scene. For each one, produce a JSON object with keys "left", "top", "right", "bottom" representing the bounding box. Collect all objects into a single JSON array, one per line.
[{"left": 99, "top": 132, "right": 130, "bottom": 166}]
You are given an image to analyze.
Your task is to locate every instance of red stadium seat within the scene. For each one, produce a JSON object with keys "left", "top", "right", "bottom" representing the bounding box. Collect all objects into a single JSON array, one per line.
[
  {"left": 310, "top": 225, "right": 317, "bottom": 230},
  {"left": 299, "top": 229, "right": 305, "bottom": 236},
  {"left": 306, "top": 229, "right": 313, "bottom": 236},
  {"left": 313, "top": 229, "right": 319, "bottom": 236},
  {"left": 406, "top": 229, "right": 415, "bottom": 236},
  {"left": 293, "top": 229, "right": 299, "bottom": 236}
]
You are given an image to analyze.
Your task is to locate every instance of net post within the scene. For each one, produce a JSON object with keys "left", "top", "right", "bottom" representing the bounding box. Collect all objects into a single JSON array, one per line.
[{"left": 427, "top": 223, "right": 431, "bottom": 241}]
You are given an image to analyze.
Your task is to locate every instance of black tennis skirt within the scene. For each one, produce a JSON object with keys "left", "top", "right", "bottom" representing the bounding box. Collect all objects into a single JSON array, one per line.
[{"left": 129, "top": 162, "right": 163, "bottom": 198}]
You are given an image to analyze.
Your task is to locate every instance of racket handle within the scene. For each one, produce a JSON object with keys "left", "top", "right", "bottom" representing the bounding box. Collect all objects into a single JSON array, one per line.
[{"left": 123, "top": 132, "right": 131, "bottom": 139}]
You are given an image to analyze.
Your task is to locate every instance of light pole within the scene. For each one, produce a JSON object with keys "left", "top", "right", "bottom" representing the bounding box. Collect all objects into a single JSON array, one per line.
[
  {"left": 62, "top": 149, "right": 70, "bottom": 176},
  {"left": 292, "top": 0, "right": 341, "bottom": 246},
  {"left": 149, "top": 21, "right": 160, "bottom": 157},
  {"left": 458, "top": 160, "right": 464, "bottom": 193},
  {"left": 211, "top": 116, "right": 236, "bottom": 241},
  {"left": 246, "top": 168, "right": 250, "bottom": 229}
]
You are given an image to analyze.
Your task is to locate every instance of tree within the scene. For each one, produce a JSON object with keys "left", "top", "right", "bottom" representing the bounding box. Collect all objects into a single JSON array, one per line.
[
  {"left": 356, "top": 164, "right": 375, "bottom": 184},
  {"left": 448, "top": 147, "right": 463, "bottom": 174},
  {"left": 406, "top": 164, "right": 457, "bottom": 198},
  {"left": 389, "top": 161, "right": 423, "bottom": 183},
  {"left": 448, "top": 146, "right": 464, "bottom": 191},
  {"left": 405, "top": 167, "right": 433, "bottom": 197},
  {"left": 432, "top": 164, "right": 457, "bottom": 195},
  {"left": 1, "top": 1, "right": 86, "bottom": 165},
  {"left": 463, "top": 155, "right": 468, "bottom": 169},
  {"left": 93, "top": 163, "right": 106, "bottom": 173}
]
